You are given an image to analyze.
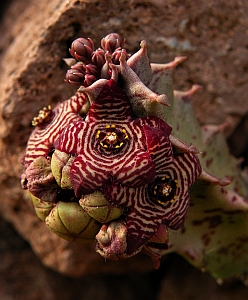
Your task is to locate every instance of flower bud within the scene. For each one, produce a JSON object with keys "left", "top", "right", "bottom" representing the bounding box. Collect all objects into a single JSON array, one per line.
[
  {"left": 46, "top": 201, "right": 101, "bottom": 243},
  {"left": 91, "top": 48, "right": 105, "bottom": 68},
  {"left": 65, "top": 68, "right": 85, "bottom": 86},
  {"left": 111, "top": 48, "right": 130, "bottom": 65},
  {"left": 28, "top": 191, "right": 54, "bottom": 221},
  {"left": 51, "top": 149, "right": 74, "bottom": 189},
  {"left": 84, "top": 74, "right": 97, "bottom": 87},
  {"left": 69, "top": 37, "right": 94, "bottom": 63},
  {"left": 95, "top": 221, "right": 143, "bottom": 260},
  {"left": 85, "top": 63, "right": 99, "bottom": 77},
  {"left": 79, "top": 191, "right": 124, "bottom": 223},
  {"left": 101, "top": 33, "right": 125, "bottom": 54},
  {"left": 96, "top": 221, "right": 127, "bottom": 256}
]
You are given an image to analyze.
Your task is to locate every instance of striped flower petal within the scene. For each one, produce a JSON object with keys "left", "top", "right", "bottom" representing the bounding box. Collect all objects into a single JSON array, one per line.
[
  {"left": 70, "top": 155, "right": 110, "bottom": 196},
  {"left": 23, "top": 92, "right": 88, "bottom": 169},
  {"left": 112, "top": 150, "right": 156, "bottom": 187},
  {"left": 55, "top": 79, "right": 177, "bottom": 196},
  {"left": 88, "top": 79, "right": 133, "bottom": 122},
  {"left": 103, "top": 150, "right": 201, "bottom": 254}
]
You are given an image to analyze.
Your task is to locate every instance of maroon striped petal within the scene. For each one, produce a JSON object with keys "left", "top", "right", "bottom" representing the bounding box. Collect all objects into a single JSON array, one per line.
[
  {"left": 55, "top": 121, "right": 89, "bottom": 154},
  {"left": 175, "top": 151, "right": 202, "bottom": 186},
  {"left": 142, "top": 125, "right": 173, "bottom": 170},
  {"left": 103, "top": 180, "right": 135, "bottom": 207},
  {"left": 134, "top": 116, "right": 172, "bottom": 136},
  {"left": 103, "top": 183, "right": 166, "bottom": 254},
  {"left": 103, "top": 180, "right": 177, "bottom": 254},
  {"left": 88, "top": 79, "right": 133, "bottom": 122},
  {"left": 126, "top": 206, "right": 163, "bottom": 255},
  {"left": 23, "top": 92, "right": 88, "bottom": 168},
  {"left": 152, "top": 153, "right": 201, "bottom": 229},
  {"left": 113, "top": 150, "right": 156, "bottom": 187},
  {"left": 147, "top": 170, "right": 189, "bottom": 230},
  {"left": 70, "top": 155, "right": 110, "bottom": 196},
  {"left": 55, "top": 80, "right": 172, "bottom": 192},
  {"left": 122, "top": 172, "right": 187, "bottom": 254}
]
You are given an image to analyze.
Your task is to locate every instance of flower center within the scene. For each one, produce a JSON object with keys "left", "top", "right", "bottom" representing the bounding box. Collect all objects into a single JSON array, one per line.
[
  {"left": 96, "top": 124, "right": 129, "bottom": 150},
  {"left": 149, "top": 176, "right": 178, "bottom": 205},
  {"left": 160, "top": 184, "right": 172, "bottom": 196},
  {"left": 32, "top": 105, "right": 53, "bottom": 127},
  {"left": 105, "top": 132, "right": 118, "bottom": 145}
]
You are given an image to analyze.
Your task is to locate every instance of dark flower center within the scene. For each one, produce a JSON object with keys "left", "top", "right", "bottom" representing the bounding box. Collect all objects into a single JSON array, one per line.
[
  {"left": 148, "top": 176, "right": 178, "bottom": 205},
  {"left": 96, "top": 124, "right": 129, "bottom": 150}
]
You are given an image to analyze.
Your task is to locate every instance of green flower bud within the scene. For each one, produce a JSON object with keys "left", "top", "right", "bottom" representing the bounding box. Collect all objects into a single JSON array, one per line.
[
  {"left": 51, "top": 149, "right": 75, "bottom": 189},
  {"left": 45, "top": 201, "right": 101, "bottom": 242},
  {"left": 79, "top": 191, "right": 124, "bottom": 223},
  {"left": 28, "top": 191, "right": 54, "bottom": 221}
]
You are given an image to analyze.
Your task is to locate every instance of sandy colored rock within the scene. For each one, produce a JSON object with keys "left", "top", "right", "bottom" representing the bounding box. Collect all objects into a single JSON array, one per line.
[{"left": 1, "top": 0, "right": 248, "bottom": 296}]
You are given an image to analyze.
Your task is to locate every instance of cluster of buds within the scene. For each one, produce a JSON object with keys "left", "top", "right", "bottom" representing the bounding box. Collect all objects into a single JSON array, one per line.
[{"left": 65, "top": 33, "right": 127, "bottom": 87}]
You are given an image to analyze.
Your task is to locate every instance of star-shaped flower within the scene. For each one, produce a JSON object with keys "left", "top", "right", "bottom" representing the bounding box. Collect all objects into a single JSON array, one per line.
[
  {"left": 55, "top": 78, "right": 172, "bottom": 197},
  {"left": 23, "top": 92, "right": 88, "bottom": 170},
  {"left": 21, "top": 92, "right": 88, "bottom": 200},
  {"left": 103, "top": 133, "right": 202, "bottom": 254}
]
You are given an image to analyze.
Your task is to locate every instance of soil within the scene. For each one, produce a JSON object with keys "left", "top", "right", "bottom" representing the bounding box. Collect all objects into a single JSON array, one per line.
[{"left": 1, "top": 0, "right": 248, "bottom": 299}]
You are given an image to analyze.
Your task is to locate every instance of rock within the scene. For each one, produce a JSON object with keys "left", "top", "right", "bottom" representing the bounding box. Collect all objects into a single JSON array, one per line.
[{"left": 1, "top": 0, "right": 248, "bottom": 297}]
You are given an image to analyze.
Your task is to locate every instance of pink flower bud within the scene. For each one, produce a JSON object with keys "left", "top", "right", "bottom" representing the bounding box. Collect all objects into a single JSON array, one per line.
[
  {"left": 84, "top": 74, "right": 97, "bottom": 86},
  {"left": 111, "top": 48, "right": 130, "bottom": 65},
  {"left": 85, "top": 63, "right": 99, "bottom": 77},
  {"left": 65, "top": 63, "right": 86, "bottom": 86},
  {"left": 71, "top": 62, "right": 86, "bottom": 73},
  {"left": 91, "top": 48, "right": 105, "bottom": 68},
  {"left": 69, "top": 37, "right": 94, "bottom": 63},
  {"left": 101, "top": 33, "right": 125, "bottom": 54}
]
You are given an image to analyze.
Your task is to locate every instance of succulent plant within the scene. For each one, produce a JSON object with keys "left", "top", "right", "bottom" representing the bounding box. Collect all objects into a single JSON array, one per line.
[{"left": 21, "top": 33, "right": 248, "bottom": 282}]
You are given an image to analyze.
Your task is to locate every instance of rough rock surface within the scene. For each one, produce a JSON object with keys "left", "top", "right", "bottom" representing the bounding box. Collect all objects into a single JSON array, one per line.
[{"left": 1, "top": 0, "right": 248, "bottom": 299}]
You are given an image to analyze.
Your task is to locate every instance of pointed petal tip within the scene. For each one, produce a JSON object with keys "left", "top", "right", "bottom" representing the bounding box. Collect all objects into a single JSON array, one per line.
[
  {"left": 63, "top": 58, "right": 77, "bottom": 67},
  {"left": 219, "top": 176, "right": 231, "bottom": 186},
  {"left": 188, "top": 144, "right": 201, "bottom": 154},
  {"left": 152, "top": 257, "right": 161, "bottom": 269},
  {"left": 109, "top": 63, "right": 119, "bottom": 82},
  {"left": 174, "top": 56, "right": 187, "bottom": 64},
  {"left": 168, "top": 56, "right": 187, "bottom": 69},
  {"left": 77, "top": 79, "right": 108, "bottom": 103},
  {"left": 191, "top": 84, "right": 203, "bottom": 93},
  {"left": 174, "top": 84, "right": 202, "bottom": 103},
  {"left": 157, "top": 94, "right": 170, "bottom": 107},
  {"left": 140, "top": 40, "right": 147, "bottom": 48},
  {"left": 202, "top": 121, "right": 230, "bottom": 135},
  {"left": 170, "top": 135, "right": 200, "bottom": 154},
  {"left": 199, "top": 170, "right": 231, "bottom": 186},
  {"left": 77, "top": 86, "right": 86, "bottom": 92}
]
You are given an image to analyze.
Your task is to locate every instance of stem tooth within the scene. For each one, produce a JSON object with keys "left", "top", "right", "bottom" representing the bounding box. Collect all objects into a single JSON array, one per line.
[{"left": 199, "top": 169, "right": 231, "bottom": 186}]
